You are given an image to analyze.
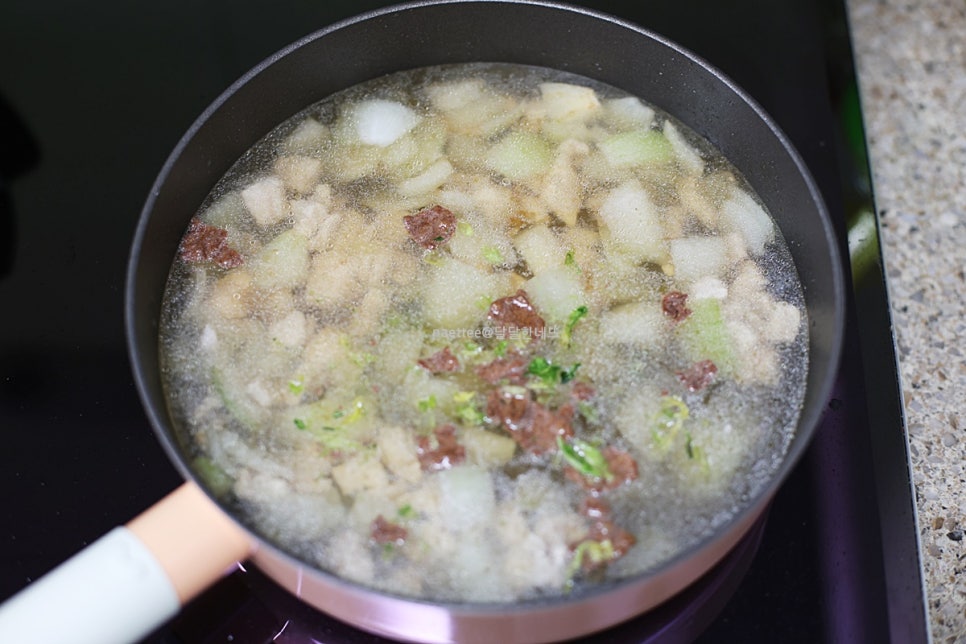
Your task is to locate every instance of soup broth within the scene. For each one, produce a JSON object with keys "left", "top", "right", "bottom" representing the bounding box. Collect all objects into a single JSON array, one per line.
[{"left": 159, "top": 63, "right": 808, "bottom": 603}]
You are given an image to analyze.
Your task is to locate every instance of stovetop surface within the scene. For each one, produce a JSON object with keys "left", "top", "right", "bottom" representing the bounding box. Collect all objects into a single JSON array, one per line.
[{"left": 0, "top": 0, "right": 927, "bottom": 642}]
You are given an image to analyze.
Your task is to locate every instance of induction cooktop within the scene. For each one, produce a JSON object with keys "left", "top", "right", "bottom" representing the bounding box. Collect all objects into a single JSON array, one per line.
[{"left": 0, "top": 0, "right": 928, "bottom": 642}]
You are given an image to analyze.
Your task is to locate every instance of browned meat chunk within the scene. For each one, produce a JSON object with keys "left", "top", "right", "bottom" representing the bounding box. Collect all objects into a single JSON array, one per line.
[
  {"left": 579, "top": 496, "right": 611, "bottom": 520},
  {"left": 418, "top": 346, "right": 460, "bottom": 374},
  {"left": 179, "top": 218, "right": 244, "bottom": 268},
  {"left": 570, "top": 381, "right": 596, "bottom": 401},
  {"left": 370, "top": 515, "right": 408, "bottom": 545},
  {"left": 661, "top": 290, "right": 691, "bottom": 322},
  {"left": 676, "top": 359, "right": 718, "bottom": 392},
  {"left": 586, "top": 519, "right": 636, "bottom": 558},
  {"left": 416, "top": 424, "right": 466, "bottom": 471},
  {"left": 487, "top": 290, "right": 546, "bottom": 340},
  {"left": 486, "top": 389, "right": 573, "bottom": 455},
  {"left": 475, "top": 353, "right": 528, "bottom": 385},
  {"left": 404, "top": 205, "right": 457, "bottom": 250}
]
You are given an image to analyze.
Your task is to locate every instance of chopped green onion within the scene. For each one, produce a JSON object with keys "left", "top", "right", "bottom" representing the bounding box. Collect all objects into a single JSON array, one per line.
[
  {"left": 493, "top": 339, "right": 509, "bottom": 357},
  {"left": 565, "top": 539, "right": 615, "bottom": 590},
  {"left": 458, "top": 221, "right": 474, "bottom": 236},
  {"left": 453, "top": 391, "right": 485, "bottom": 425},
  {"left": 293, "top": 418, "right": 307, "bottom": 430},
  {"left": 557, "top": 437, "right": 612, "bottom": 481},
  {"left": 397, "top": 504, "right": 416, "bottom": 519},
  {"left": 564, "top": 249, "right": 580, "bottom": 272},
  {"left": 576, "top": 401, "right": 598, "bottom": 423},
  {"left": 561, "top": 305, "right": 589, "bottom": 347},
  {"left": 560, "top": 362, "right": 581, "bottom": 384},
  {"left": 482, "top": 245, "right": 504, "bottom": 264},
  {"left": 288, "top": 378, "right": 305, "bottom": 396},
  {"left": 528, "top": 357, "right": 581, "bottom": 387},
  {"left": 417, "top": 395, "right": 437, "bottom": 413},
  {"left": 653, "top": 395, "right": 689, "bottom": 449}
]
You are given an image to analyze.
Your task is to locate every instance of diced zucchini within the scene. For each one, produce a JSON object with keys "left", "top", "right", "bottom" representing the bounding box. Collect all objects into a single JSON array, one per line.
[
  {"left": 676, "top": 297, "right": 735, "bottom": 374},
  {"left": 537, "top": 82, "right": 601, "bottom": 121},
  {"left": 539, "top": 139, "right": 588, "bottom": 226},
  {"left": 514, "top": 224, "right": 566, "bottom": 275},
  {"left": 485, "top": 131, "right": 553, "bottom": 181},
  {"left": 603, "top": 96, "right": 656, "bottom": 129},
  {"left": 720, "top": 188, "right": 774, "bottom": 256},
  {"left": 668, "top": 236, "right": 730, "bottom": 283},
  {"left": 208, "top": 268, "right": 254, "bottom": 320},
  {"left": 378, "top": 425, "right": 423, "bottom": 484},
  {"left": 398, "top": 158, "right": 454, "bottom": 197},
  {"left": 462, "top": 428, "right": 517, "bottom": 467},
  {"left": 599, "top": 129, "right": 673, "bottom": 168},
  {"left": 251, "top": 229, "right": 310, "bottom": 292},
  {"left": 192, "top": 456, "right": 234, "bottom": 497},
  {"left": 274, "top": 155, "right": 324, "bottom": 195},
  {"left": 421, "top": 257, "right": 511, "bottom": 329},
  {"left": 596, "top": 180, "right": 667, "bottom": 265},
  {"left": 280, "top": 117, "right": 329, "bottom": 155},
  {"left": 241, "top": 176, "right": 287, "bottom": 227},
  {"left": 349, "top": 99, "right": 421, "bottom": 147},
  {"left": 332, "top": 452, "right": 390, "bottom": 497},
  {"left": 598, "top": 302, "right": 666, "bottom": 347},
  {"left": 524, "top": 267, "right": 585, "bottom": 324},
  {"left": 267, "top": 310, "right": 308, "bottom": 349},
  {"left": 436, "top": 466, "right": 496, "bottom": 532},
  {"left": 662, "top": 121, "right": 704, "bottom": 175}
]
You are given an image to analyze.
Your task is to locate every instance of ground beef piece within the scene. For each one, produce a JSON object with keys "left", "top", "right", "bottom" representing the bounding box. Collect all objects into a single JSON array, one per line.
[
  {"left": 370, "top": 515, "right": 407, "bottom": 545},
  {"left": 404, "top": 205, "right": 457, "bottom": 250},
  {"left": 570, "top": 381, "right": 596, "bottom": 401},
  {"left": 676, "top": 359, "right": 718, "bottom": 392},
  {"left": 603, "top": 447, "right": 639, "bottom": 485},
  {"left": 179, "top": 218, "right": 244, "bottom": 268},
  {"left": 485, "top": 387, "right": 531, "bottom": 431},
  {"left": 487, "top": 290, "right": 545, "bottom": 340},
  {"left": 579, "top": 496, "right": 612, "bottom": 520},
  {"left": 486, "top": 389, "right": 573, "bottom": 454},
  {"left": 416, "top": 424, "right": 465, "bottom": 471},
  {"left": 569, "top": 519, "right": 637, "bottom": 573},
  {"left": 586, "top": 519, "right": 637, "bottom": 558},
  {"left": 661, "top": 290, "right": 691, "bottom": 322},
  {"left": 475, "top": 353, "right": 528, "bottom": 385},
  {"left": 418, "top": 346, "right": 460, "bottom": 374}
]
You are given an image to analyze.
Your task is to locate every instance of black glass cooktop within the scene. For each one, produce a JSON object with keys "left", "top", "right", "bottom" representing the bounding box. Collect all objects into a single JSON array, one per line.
[{"left": 0, "top": 0, "right": 928, "bottom": 642}]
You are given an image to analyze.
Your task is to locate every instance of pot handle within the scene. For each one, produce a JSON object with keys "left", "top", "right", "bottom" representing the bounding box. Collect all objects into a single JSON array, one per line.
[{"left": 0, "top": 481, "right": 254, "bottom": 644}]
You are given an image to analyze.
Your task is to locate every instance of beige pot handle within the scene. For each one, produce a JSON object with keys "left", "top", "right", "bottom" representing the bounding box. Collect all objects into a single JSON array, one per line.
[{"left": 0, "top": 481, "right": 254, "bottom": 644}]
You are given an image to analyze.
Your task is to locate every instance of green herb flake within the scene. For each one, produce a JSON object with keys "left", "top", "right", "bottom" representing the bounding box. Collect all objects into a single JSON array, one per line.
[
  {"left": 293, "top": 418, "right": 307, "bottom": 430},
  {"left": 452, "top": 391, "right": 485, "bottom": 425},
  {"left": 576, "top": 401, "right": 599, "bottom": 423},
  {"left": 564, "top": 249, "right": 580, "bottom": 272},
  {"left": 287, "top": 378, "right": 305, "bottom": 396},
  {"left": 561, "top": 305, "right": 589, "bottom": 347},
  {"left": 417, "top": 395, "right": 438, "bottom": 413},
  {"left": 528, "top": 356, "right": 581, "bottom": 388},
  {"left": 397, "top": 504, "right": 416, "bottom": 519},
  {"left": 653, "top": 395, "right": 689, "bottom": 449},
  {"left": 560, "top": 362, "right": 581, "bottom": 384},
  {"left": 482, "top": 245, "right": 504, "bottom": 265},
  {"left": 564, "top": 539, "right": 615, "bottom": 590},
  {"left": 493, "top": 340, "right": 509, "bottom": 357},
  {"left": 557, "top": 437, "right": 612, "bottom": 481}
]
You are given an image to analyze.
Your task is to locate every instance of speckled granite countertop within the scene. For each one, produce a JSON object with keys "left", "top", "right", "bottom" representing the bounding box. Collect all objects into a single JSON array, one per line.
[{"left": 846, "top": 1, "right": 966, "bottom": 641}]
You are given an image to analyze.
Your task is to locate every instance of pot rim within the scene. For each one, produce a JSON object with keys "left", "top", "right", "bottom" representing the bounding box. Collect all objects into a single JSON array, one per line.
[{"left": 124, "top": 0, "right": 846, "bottom": 637}]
